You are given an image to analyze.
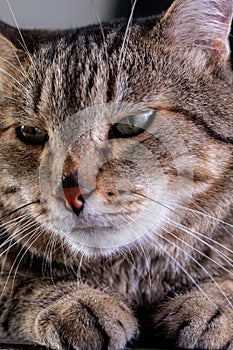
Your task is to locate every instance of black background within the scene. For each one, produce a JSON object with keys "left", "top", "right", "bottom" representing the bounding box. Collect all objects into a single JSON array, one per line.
[{"left": 114, "top": 0, "right": 173, "bottom": 18}]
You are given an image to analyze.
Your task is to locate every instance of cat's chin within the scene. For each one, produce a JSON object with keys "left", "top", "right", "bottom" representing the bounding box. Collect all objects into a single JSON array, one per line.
[
  {"left": 65, "top": 231, "right": 134, "bottom": 258},
  {"left": 58, "top": 211, "right": 162, "bottom": 258},
  {"left": 69, "top": 243, "right": 121, "bottom": 258}
]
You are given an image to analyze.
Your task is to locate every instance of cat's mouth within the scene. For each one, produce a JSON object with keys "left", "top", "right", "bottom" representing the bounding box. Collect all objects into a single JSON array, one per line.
[{"left": 74, "top": 218, "right": 96, "bottom": 229}]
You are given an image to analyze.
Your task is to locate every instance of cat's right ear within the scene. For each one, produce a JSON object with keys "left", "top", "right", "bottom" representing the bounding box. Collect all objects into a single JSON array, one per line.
[{"left": 161, "top": 0, "right": 233, "bottom": 71}]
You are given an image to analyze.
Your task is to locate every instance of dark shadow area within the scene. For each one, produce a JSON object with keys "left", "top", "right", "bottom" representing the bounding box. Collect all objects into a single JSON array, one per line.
[
  {"left": 0, "top": 344, "right": 171, "bottom": 350},
  {"left": 114, "top": 0, "right": 173, "bottom": 19}
]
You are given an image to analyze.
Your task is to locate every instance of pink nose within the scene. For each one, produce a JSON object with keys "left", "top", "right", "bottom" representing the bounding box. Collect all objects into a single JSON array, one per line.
[
  {"left": 56, "top": 186, "right": 89, "bottom": 215},
  {"left": 63, "top": 187, "right": 85, "bottom": 211},
  {"left": 56, "top": 172, "right": 92, "bottom": 215}
]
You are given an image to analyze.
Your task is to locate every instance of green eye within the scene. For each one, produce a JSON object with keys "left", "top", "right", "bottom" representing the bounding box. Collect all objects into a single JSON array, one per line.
[
  {"left": 16, "top": 126, "right": 48, "bottom": 145},
  {"left": 109, "top": 110, "right": 155, "bottom": 138}
]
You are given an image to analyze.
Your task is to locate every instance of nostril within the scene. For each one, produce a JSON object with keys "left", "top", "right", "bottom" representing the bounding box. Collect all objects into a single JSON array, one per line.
[
  {"left": 107, "top": 192, "right": 115, "bottom": 197},
  {"left": 71, "top": 194, "right": 85, "bottom": 216},
  {"left": 77, "top": 194, "right": 85, "bottom": 204},
  {"left": 64, "top": 188, "right": 85, "bottom": 214}
]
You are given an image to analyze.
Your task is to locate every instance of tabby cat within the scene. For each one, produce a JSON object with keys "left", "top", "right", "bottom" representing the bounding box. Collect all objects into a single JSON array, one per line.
[{"left": 0, "top": 0, "right": 232, "bottom": 349}]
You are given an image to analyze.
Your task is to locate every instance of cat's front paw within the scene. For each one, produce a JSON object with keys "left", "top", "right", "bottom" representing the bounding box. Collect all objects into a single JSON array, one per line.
[
  {"left": 33, "top": 286, "right": 138, "bottom": 350},
  {"left": 154, "top": 283, "right": 233, "bottom": 349}
]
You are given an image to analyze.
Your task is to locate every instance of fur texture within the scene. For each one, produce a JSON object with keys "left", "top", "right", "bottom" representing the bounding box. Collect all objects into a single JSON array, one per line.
[{"left": 0, "top": 0, "right": 232, "bottom": 349}]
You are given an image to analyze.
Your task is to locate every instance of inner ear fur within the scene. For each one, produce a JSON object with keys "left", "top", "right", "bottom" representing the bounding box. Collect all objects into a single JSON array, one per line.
[{"left": 160, "top": 0, "right": 233, "bottom": 68}]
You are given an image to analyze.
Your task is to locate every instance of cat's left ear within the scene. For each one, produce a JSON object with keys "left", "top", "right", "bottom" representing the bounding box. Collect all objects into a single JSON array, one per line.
[
  {"left": 161, "top": 0, "right": 233, "bottom": 70},
  {"left": 0, "top": 33, "right": 17, "bottom": 60},
  {"left": 0, "top": 34, "right": 19, "bottom": 91}
]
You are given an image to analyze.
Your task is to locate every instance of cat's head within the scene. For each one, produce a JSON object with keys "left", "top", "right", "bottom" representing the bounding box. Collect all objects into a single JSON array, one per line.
[{"left": 0, "top": 0, "right": 233, "bottom": 260}]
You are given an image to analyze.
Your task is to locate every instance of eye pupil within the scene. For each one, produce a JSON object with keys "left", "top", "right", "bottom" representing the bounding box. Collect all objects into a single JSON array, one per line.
[
  {"left": 108, "top": 110, "right": 155, "bottom": 139},
  {"left": 16, "top": 126, "right": 48, "bottom": 145},
  {"left": 31, "top": 127, "right": 36, "bottom": 136}
]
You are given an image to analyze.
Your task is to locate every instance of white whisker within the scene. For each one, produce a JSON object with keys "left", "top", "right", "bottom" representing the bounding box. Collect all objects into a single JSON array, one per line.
[
  {"left": 75, "top": 252, "right": 83, "bottom": 281},
  {"left": 0, "top": 220, "right": 38, "bottom": 258},
  {"left": 48, "top": 235, "right": 56, "bottom": 286},
  {"left": 188, "top": 198, "right": 233, "bottom": 239},
  {"left": 0, "top": 55, "right": 30, "bottom": 81},
  {"left": 142, "top": 192, "right": 233, "bottom": 259},
  {"left": 117, "top": 0, "right": 137, "bottom": 73},
  {"left": 154, "top": 236, "right": 218, "bottom": 308},
  {"left": 119, "top": 247, "right": 143, "bottom": 278},
  {"left": 14, "top": 51, "right": 33, "bottom": 84},
  {"left": 6, "top": 0, "right": 38, "bottom": 74},
  {"left": 8, "top": 228, "right": 45, "bottom": 297},
  {"left": 89, "top": 0, "right": 106, "bottom": 47},
  {"left": 168, "top": 217, "right": 233, "bottom": 263},
  {"left": 158, "top": 227, "right": 233, "bottom": 309},
  {"left": 176, "top": 202, "right": 233, "bottom": 232},
  {"left": 42, "top": 232, "right": 56, "bottom": 282},
  {"left": 0, "top": 212, "right": 29, "bottom": 230},
  {"left": 0, "top": 66, "right": 28, "bottom": 91},
  {"left": 10, "top": 229, "right": 41, "bottom": 284},
  {"left": 163, "top": 219, "right": 233, "bottom": 276}
]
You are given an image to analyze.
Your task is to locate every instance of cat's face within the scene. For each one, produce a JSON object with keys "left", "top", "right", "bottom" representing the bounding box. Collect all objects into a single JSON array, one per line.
[{"left": 0, "top": 0, "right": 233, "bottom": 259}]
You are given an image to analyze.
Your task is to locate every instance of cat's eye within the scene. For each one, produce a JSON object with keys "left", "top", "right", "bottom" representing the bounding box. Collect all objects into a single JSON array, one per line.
[
  {"left": 16, "top": 126, "right": 48, "bottom": 145},
  {"left": 109, "top": 110, "right": 155, "bottom": 138}
]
